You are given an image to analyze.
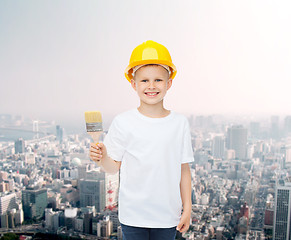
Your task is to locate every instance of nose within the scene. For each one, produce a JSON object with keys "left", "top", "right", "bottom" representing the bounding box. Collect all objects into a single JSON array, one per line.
[{"left": 148, "top": 81, "right": 156, "bottom": 89}]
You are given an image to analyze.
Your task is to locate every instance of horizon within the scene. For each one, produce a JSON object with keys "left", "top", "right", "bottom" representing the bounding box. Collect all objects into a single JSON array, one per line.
[{"left": 1, "top": 110, "right": 290, "bottom": 136}]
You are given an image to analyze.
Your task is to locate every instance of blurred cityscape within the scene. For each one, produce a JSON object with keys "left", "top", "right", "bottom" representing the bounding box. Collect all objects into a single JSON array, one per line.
[{"left": 0, "top": 113, "right": 291, "bottom": 239}]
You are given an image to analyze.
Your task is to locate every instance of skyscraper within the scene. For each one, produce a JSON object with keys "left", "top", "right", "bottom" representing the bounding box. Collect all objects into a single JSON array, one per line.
[
  {"left": 15, "top": 138, "right": 25, "bottom": 154},
  {"left": 79, "top": 179, "right": 105, "bottom": 212},
  {"left": 212, "top": 136, "right": 225, "bottom": 159},
  {"left": 273, "top": 180, "right": 291, "bottom": 239},
  {"left": 22, "top": 186, "right": 47, "bottom": 220},
  {"left": 56, "top": 125, "right": 64, "bottom": 143},
  {"left": 271, "top": 116, "right": 280, "bottom": 139},
  {"left": 284, "top": 116, "right": 291, "bottom": 135},
  {"left": 226, "top": 125, "right": 247, "bottom": 159},
  {"left": 0, "top": 192, "right": 17, "bottom": 215},
  {"left": 33, "top": 120, "right": 39, "bottom": 139}
]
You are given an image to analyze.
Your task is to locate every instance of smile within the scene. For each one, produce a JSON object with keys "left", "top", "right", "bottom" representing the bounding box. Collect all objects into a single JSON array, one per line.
[{"left": 145, "top": 92, "right": 159, "bottom": 97}]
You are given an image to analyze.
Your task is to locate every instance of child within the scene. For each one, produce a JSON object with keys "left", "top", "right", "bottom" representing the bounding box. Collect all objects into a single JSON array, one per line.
[{"left": 90, "top": 40, "right": 194, "bottom": 240}]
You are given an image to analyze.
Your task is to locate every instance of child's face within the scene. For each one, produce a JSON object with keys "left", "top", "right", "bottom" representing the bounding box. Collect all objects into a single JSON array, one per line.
[{"left": 131, "top": 65, "right": 172, "bottom": 107}]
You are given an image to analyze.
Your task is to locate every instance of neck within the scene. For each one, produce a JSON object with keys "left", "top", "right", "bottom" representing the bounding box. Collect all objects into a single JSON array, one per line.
[{"left": 137, "top": 101, "right": 170, "bottom": 118}]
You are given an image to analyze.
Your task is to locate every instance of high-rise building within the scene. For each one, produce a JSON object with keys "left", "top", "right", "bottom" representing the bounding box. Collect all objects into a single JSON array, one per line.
[
  {"left": 64, "top": 208, "right": 77, "bottom": 230},
  {"left": 78, "top": 165, "right": 119, "bottom": 212},
  {"left": 285, "top": 146, "right": 291, "bottom": 165},
  {"left": 212, "top": 136, "right": 225, "bottom": 159},
  {"left": 284, "top": 116, "right": 291, "bottom": 134},
  {"left": 85, "top": 169, "right": 119, "bottom": 211},
  {"left": 45, "top": 208, "right": 61, "bottom": 231},
  {"left": 83, "top": 212, "right": 93, "bottom": 234},
  {"left": 280, "top": 145, "right": 291, "bottom": 169},
  {"left": 273, "top": 180, "right": 291, "bottom": 239},
  {"left": 100, "top": 215, "right": 113, "bottom": 237},
  {"left": 238, "top": 202, "right": 249, "bottom": 224},
  {"left": 78, "top": 164, "right": 91, "bottom": 180},
  {"left": 7, "top": 209, "right": 16, "bottom": 228},
  {"left": 0, "top": 214, "right": 8, "bottom": 228},
  {"left": 22, "top": 186, "right": 47, "bottom": 220},
  {"left": 79, "top": 179, "right": 105, "bottom": 212},
  {"left": 265, "top": 208, "right": 274, "bottom": 226},
  {"left": 56, "top": 125, "right": 64, "bottom": 143},
  {"left": 117, "top": 225, "right": 123, "bottom": 240},
  {"left": 271, "top": 116, "right": 280, "bottom": 139},
  {"left": 0, "top": 192, "right": 17, "bottom": 215},
  {"left": 15, "top": 138, "right": 25, "bottom": 154},
  {"left": 226, "top": 125, "right": 247, "bottom": 159},
  {"left": 75, "top": 217, "right": 83, "bottom": 232},
  {"left": 33, "top": 120, "right": 39, "bottom": 139},
  {"left": 0, "top": 193, "right": 22, "bottom": 228}
]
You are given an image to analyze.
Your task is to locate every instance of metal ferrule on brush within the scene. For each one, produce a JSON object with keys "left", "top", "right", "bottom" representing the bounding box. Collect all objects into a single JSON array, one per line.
[{"left": 86, "top": 122, "right": 103, "bottom": 132}]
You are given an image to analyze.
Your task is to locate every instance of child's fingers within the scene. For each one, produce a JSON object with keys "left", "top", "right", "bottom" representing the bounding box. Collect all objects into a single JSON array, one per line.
[
  {"left": 90, "top": 145, "right": 102, "bottom": 156},
  {"left": 90, "top": 142, "right": 105, "bottom": 151},
  {"left": 176, "top": 222, "right": 183, "bottom": 231},
  {"left": 97, "top": 143, "right": 107, "bottom": 155},
  {"left": 90, "top": 151, "right": 102, "bottom": 157},
  {"left": 180, "top": 225, "right": 186, "bottom": 232},
  {"left": 179, "top": 224, "right": 189, "bottom": 233},
  {"left": 90, "top": 151, "right": 102, "bottom": 162},
  {"left": 90, "top": 147, "right": 101, "bottom": 154},
  {"left": 96, "top": 142, "right": 104, "bottom": 149},
  {"left": 90, "top": 143, "right": 99, "bottom": 150},
  {"left": 89, "top": 143, "right": 106, "bottom": 163}
]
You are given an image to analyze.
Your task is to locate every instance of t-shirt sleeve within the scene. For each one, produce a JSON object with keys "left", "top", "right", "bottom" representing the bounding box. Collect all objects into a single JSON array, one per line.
[
  {"left": 181, "top": 119, "right": 195, "bottom": 164},
  {"left": 103, "top": 117, "right": 126, "bottom": 162}
]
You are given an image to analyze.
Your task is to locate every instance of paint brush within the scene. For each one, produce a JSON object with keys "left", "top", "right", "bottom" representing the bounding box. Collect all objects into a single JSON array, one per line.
[{"left": 85, "top": 111, "right": 103, "bottom": 165}]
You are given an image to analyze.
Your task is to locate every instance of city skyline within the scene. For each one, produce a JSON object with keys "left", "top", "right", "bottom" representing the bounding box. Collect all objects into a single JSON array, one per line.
[
  {"left": 1, "top": 107, "right": 291, "bottom": 238},
  {"left": 1, "top": 0, "right": 291, "bottom": 125}
]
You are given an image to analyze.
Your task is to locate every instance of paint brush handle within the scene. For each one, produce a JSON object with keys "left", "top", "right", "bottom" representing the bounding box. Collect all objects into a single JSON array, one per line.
[{"left": 88, "top": 131, "right": 103, "bottom": 143}]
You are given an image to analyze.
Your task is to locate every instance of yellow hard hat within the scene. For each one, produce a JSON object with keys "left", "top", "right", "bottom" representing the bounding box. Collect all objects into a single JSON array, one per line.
[{"left": 124, "top": 40, "right": 177, "bottom": 82}]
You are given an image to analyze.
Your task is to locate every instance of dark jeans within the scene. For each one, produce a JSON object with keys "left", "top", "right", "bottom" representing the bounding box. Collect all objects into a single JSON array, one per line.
[{"left": 121, "top": 223, "right": 177, "bottom": 240}]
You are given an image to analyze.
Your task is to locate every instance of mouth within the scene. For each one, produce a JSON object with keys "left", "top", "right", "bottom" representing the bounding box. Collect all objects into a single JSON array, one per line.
[{"left": 145, "top": 92, "right": 159, "bottom": 97}]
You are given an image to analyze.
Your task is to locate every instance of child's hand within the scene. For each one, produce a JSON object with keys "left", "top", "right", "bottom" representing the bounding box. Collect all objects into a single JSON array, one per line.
[
  {"left": 89, "top": 142, "right": 108, "bottom": 163},
  {"left": 176, "top": 211, "right": 190, "bottom": 233}
]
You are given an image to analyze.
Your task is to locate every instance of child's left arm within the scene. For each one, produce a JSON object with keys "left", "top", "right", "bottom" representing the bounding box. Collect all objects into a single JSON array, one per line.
[{"left": 177, "top": 163, "right": 192, "bottom": 233}]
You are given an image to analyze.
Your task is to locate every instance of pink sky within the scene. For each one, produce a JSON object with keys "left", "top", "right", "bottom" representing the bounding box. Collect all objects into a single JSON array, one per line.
[{"left": 0, "top": 0, "right": 290, "bottom": 125}]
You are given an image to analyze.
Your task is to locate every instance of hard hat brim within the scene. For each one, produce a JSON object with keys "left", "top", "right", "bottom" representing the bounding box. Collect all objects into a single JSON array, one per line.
[{"left": 124, "top": 59, "right": 177, "bottom": 82}]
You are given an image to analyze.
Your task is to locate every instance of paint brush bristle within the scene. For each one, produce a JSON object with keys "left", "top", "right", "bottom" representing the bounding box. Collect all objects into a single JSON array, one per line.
[{"left": 84, "top": 111, "right": 103, "bottom": 132}]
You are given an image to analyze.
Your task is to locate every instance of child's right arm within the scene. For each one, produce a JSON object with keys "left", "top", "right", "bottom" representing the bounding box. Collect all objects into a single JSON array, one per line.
[{"left": 89, "top": 142, "right": 121, "bottom": 174}]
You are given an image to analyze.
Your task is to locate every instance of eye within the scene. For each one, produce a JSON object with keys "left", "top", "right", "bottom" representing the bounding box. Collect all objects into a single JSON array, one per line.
[
  {"left": 155, "top": 79, "right": 163, "bottom": 82},
  {"left": 141, "top": 80, "right": 148, "bottom": 82}
]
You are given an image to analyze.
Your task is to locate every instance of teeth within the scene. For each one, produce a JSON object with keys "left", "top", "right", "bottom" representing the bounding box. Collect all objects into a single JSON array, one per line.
[{"left": 146, "top": 93, "right": 158, "bottom": 95}]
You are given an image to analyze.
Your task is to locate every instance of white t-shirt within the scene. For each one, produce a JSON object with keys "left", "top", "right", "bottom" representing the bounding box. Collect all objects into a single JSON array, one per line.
[{"left": 103, "top": 108, "right": 194, "bottom": 228}]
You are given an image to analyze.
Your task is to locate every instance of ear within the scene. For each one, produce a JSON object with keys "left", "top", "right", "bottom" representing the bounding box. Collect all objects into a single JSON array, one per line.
[
  {"left": 131, "top": 79, "right": 137, "bottom": 91},
  {"left": 167, "top": 78, "right": 173, "bottom": 90}
]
